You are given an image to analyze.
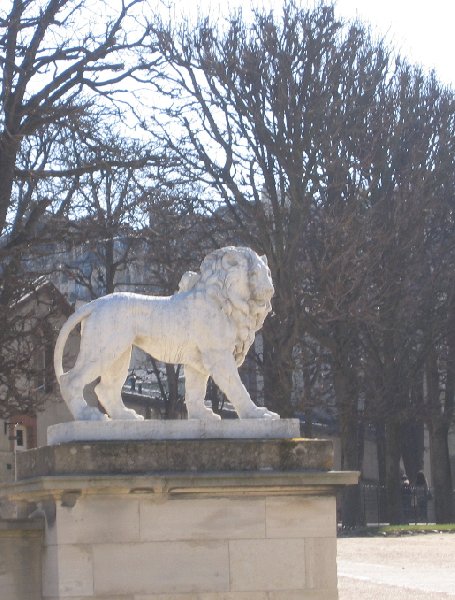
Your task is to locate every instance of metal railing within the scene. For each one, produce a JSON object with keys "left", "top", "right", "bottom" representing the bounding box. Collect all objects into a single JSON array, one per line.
[{"left": 360, "top": 482, "right": 434, "bottom": 526}]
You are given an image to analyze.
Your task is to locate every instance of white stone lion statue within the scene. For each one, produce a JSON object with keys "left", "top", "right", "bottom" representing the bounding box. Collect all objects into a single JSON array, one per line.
[{"left": 54, "top": 246, "right": 279, "bottom": 421}]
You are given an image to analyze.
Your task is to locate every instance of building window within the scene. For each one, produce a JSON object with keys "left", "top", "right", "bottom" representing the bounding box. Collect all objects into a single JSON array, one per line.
[
  {"left": 16, "top": 428, "right": 24, "bottom": 447},
  {"left": 14, "top": 426, "right": 27, "bottom": 452},
  {"left": 16, "top": 429, "right": 24, "bottom": 448}
]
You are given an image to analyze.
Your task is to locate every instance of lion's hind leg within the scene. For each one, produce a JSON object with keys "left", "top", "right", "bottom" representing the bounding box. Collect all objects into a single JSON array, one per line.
[
  {"left": 94, "top": 349, "right": 144, "bottom": 420},
  {"left": 60, "top": 364, "right": 108, "bottom": 421}
]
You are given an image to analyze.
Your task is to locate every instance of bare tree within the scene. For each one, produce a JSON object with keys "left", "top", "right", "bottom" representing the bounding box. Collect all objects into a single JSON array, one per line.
[
  {"left": 419, "top": 80, "right": 455, "bottom": 522},
  {"left": 0, "top": 0, "right": 154, "bottom": 237},
  {"left": 146, "top": 2, "right": 455, "bottom": 524},
  {"left": 55, "top": 130, "right": 151, "bottom": 298},
  {"left": 354, "top": 66, "right": 455, "bottom": 523},
  {"left": 146, "top": 3, "right": 389, "bottom": 419},
  {"left": 0, "top": 0, "right": 155, "bottom": 415}
]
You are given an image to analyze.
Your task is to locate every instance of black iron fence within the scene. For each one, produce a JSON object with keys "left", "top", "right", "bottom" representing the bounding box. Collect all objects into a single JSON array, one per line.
[{"left": 360, "top": 482, "right": 434, "bottom": 526}]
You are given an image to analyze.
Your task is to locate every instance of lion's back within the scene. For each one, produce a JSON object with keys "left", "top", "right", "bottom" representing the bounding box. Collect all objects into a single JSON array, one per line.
[{"left": 84, "top": 292, "right": 173, "bottom": 338}]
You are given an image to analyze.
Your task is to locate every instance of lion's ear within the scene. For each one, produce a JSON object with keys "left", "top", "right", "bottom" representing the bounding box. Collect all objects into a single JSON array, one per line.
[
  {"left": 260, "top": 254, "right": 268, "bottom": 266},
  {"left": 178, "top": 271, "right": 199, "bottom": 292}
]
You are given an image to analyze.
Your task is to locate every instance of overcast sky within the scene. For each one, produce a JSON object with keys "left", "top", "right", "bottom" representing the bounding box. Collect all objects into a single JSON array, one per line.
[{"left": 334, "top": 0, "right": 454, "bottom": 86}]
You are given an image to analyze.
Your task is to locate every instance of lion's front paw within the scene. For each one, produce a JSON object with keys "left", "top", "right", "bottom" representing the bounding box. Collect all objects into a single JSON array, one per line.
[
  {"left": 110, "top": 407, "right": 144, "bottom": 421},
  {"left": 260, "top": 408, "right": 280, "bottom": 419},
  {"left": 240, "top": 406, "right": 280, "bottom": 419},
  {"left": 187, "top": 406, "right": 221, "bottom": 421},
  {"left": 200, "top": 411, "right": 222, "bottom": 422},
  {"left": 77, "top": 406, "right": 110, "bottom": 421}
]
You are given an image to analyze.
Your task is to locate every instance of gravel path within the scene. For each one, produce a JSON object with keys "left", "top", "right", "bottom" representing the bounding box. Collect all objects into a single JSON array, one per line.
[{"left": 337, "top": 533, "right": 455, "bottom": 599}]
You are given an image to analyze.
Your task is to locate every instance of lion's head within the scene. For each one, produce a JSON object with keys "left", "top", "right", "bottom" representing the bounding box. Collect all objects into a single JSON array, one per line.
[{"left": 178, "top": 246, "right": 274, "bottom": 365}]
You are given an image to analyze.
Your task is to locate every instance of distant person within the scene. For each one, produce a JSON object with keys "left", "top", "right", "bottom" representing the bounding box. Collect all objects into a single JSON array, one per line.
[
  {"left": 401, "top": 473, "right": 412, "bottom": 523},
  {"left": 129, "top": 371, "right": 137, "bottom": 391},
  {"left": 414, "top": 470, "right": 432, "bottom": 523}
]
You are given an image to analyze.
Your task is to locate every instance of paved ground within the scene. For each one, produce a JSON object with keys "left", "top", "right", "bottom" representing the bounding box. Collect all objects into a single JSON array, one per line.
[{"left": 337, "top": 533, "right": 455, "bottom": 599}]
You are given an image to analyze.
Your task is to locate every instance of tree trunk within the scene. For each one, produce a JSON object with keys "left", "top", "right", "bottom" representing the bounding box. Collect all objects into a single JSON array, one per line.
[
  {"left": 340, "top": 440, "right": 363, "bottom": 528},
  {"left": 401, "top": 420, "right": 425, "bottom": 484},
  {"left": 425, "top": 342, "right": 454, "bottom": 523},
  {"left": 0, "top": 137, "right": 19, "bottom": 234},
  {"left": 301, "top": 350, "right": 314, "bottom": 437},
  {"left": 429, "top": 422, "right": 454, "bottom": 523},
  {"left": 262, "top": 320, "right": 295, "bottom": 417},
  {"left": 104, "top": 236, "right": 115, "bottom": 294},
  {"left": 385, "top": 419, "right": 403, "bottom": 524},
  {"left": 165, "top": 364, "right": 181, "bottom": 419},
  {"left": 332, "top": 358, "right": 363, "bottom": 527},
  {"left": 375, "top": 422, "right": 387, "bottom": 522},
  {"left": 375, "top": 422, "right": 386, "bottom": 488}
]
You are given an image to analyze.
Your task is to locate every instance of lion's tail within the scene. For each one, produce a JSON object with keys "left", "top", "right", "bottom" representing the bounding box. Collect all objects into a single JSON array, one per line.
[{"left": 53, "top": 302, "right": 95, "bottom": 381}]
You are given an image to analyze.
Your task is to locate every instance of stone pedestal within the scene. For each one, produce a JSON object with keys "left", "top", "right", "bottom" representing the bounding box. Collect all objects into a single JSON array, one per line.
[
  {"left": 1, "top": 422, "right": 358, "bottom": 600},
  {"left": 0, "top": 518, "right": 43, "bottom": 600}
]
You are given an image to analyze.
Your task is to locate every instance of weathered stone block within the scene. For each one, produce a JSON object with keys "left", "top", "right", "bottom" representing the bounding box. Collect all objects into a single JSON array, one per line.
[
  {"left": 134, "top": 594, "right": 269, "bottom": 600},
  {"left": 140, "top": 496, "right": 265, "bottom": 541},
  {"left": 0, "top": 519, "right": 43, "bottom": 600},
  {"left": 134, "top": 594, "right": 337, "bottom": 600},
  {"left": 266, "top": 496, "right": 336, "bottom": 538},
  {"left": 304, "top": 537, "right": 338, "bottom": 590},
  {"left": 42, "top": 544, "right": 94, "bottom": 597},
  {"left": 43, "top": 597, "right": 133, "bottom": 600},
  {"left": 47, "top": 494, "right": 140, "bottom": 546},
  {"left": 93, "top": 540, "right": 230, "bottom": 595},
  {"left": 16, "top": 437, "right": 334, "bottom": 479},
  {"left": 229, "top": 538, "right": 307, "bottom": 591}
]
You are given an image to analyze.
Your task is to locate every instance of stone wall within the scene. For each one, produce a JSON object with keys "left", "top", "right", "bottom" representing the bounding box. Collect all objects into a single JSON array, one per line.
[
  {"left": 0, "top": 518, "right": 43, "bottom": 600},
  {"left": 39, "top": 489, "right": 337, "bottom": 599}
]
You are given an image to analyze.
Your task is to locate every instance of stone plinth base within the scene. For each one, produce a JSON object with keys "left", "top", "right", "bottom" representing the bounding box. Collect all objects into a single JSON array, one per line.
[
  {"left": 47, "top": 418, "right": 301, "bottom": 445},
  {"left": 2, "top": 438, "right": 358, "bottom": 600},
  {"left": 16, "top": 437, "right": 333, "bottom": 479}
]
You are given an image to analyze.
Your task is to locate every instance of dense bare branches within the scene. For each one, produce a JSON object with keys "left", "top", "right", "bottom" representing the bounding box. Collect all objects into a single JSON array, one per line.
[
  {"left": 0, "top": 0, "right": 158, "bottom": 416},
  {"left": 0, "top": 0, "right": 155, "bottom": 238},
  {"left": 145, "top": 1, "right": 455, "bottom": 522},
  {"left": 146, "top": 4, "right": 394, "bottom": 419}
]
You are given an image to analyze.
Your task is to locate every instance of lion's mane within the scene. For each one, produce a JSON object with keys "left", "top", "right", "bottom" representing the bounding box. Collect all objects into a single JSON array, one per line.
[{"left": 179, "top": 247, "right": 273, "bottom": 365}]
